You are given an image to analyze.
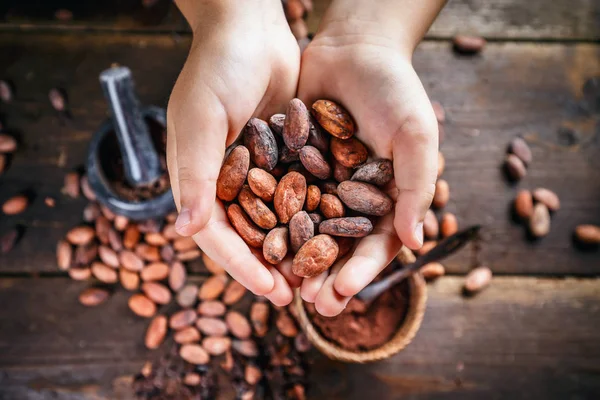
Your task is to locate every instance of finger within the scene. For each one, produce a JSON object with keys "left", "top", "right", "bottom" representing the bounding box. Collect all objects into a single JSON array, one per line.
[
  {"left": 264, "top": 266, "right": 294, "bottom": 307},
  {"left": 333, "top": 213, "right": 402, "bottom": 297},
  {"left": 314, "top": 260, "right": 350, "bottom": 317},
  {"left": 193, "top": 202, "right": 274, "bottom": 295},
  {"left": 392, "top": 108, "right": 438, "bottom": 250},
  {"left": 277, "top": 256, "right": 303, "bottom": 289},
  {"left": 300, "top": 270, "right": 329, "bottom": 303},
  {"left": 168, "top": 67, "right": 229, "bottom": 237}
]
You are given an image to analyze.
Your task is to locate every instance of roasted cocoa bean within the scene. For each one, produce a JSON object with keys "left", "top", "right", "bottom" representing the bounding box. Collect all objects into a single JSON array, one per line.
[
  {"left": 232, "top": 339, "right": 259, "bottom": 357},
  {"left": 269, "top": 114, "right": 285, "bottom": 135},
  {"left": 533, "top": 188, "right": 560, "bottom": 211},
  {"left": 170, "top": 309, "right": 198, "bottom": 330},
  {"left": 145, "top": 232, "right": 167, "bottom": 246},
  {"left": 514, "top": 190, "right": 534, "bottom": 220},
  {"left": 417, "top": 240, "right": 437, "bottom": 256},
  {"left": 319, "top": 194, "right": 345, "bottom": 219},
  {"left": 283, "top": 98, "right": 310, "bottom": 150},
  {"left": 505, "top": 154, "right": 526, "bottom": 181},
  {"left": 226, "top": 311, "right": 252, "bottom": 339},
  {"left": 56, "top": 240, "right": 73, "bottom": 270},
  {"left": 145, "top": 315, "right": 167, "bottom": 349},
  {"left": 2, "top": 194, "right": 28, "bottom": 215},
  {"left": 464, "top": 266, "right": 492, "bottom": 293},
  {"left": 83, "top": 203, "right": 101, "bottom": 222},
  {"left": 79, "top": 287, "right": 110, "bottom": 307},
  {"left": 575, "top": 224, "right": 600, "bottom": 245},
  {"left": 289, "top": 211, "right": 315, "bottom": 252},
  {"left": 119, "top": 268, "right": 139, "bottom": 291},
  {"left": 319, "top": 217, "right": 373, "bottom": 237},
  {"left": 198, "top": 300, "right": 226, "bottom": 317},
  {"left": 423, "top": 209, "right": 439, "bottom": 239},
  {"left": 227, "top": 204, "right": 266, "bottom": 248},
  {"left": 98, "top": 245, "right": 119, "bottom": 268},
  {"left": 509, "top": 137, "right": 532, "bottom": 164},
  {"left": 274, "top": 172, "right": 307, "bottom": 224},
  {"left": 123, "top": 225, "right": 140, "bottom": 249},
  {"left": 305, "top": 185, "right": 321, "bottom": 212},
  {"left": 299, "top": 145, "right": 331, "bottom": 179},
  {"left": 136, "top": 243, "right": 161, "bottom": 261},
  {"left": 49, "top": 88, "right": 66, "bottom": 111},
  {"left": 202, "top": 337, "right": 231, "bottom": 356},
  {"left": 311, "top": 99, "right": 355, "bottom": 139},
  {"left": 263, "top": 226, "right": 289, "bottom": 265},
  {"left": 351, "top": 159, "right": 394, "bottom": 186},
  {"left": 247, "top": 168, "right": 277, "bottom": 202},
  {"left": 530, "top": 203, "right": 550, "bottom": 237},
  {"left": 250, "top": 302, "right": 269, "bottom": 337},
  {"left": 140, "top": 262, "right": 169, "bottom": 281},
  {"left": 238, "top": 186, "right": 278, "bottom": 229},
  {"left": 168, "top": 261, "right": 187, "bottom": 291},
  {"left": 420, "top": 262, "right": 445, "bottom": 280},
  {"left": 196, "top": 317, "right": 228, "bottom": 336},
  {"left": 330, "top": 137, "right": 368, "bottom": 168},
  {"left": 91, "top": 262, "right": 118, "bottom": 283},
  {"left": 120, "top": 250, "right": 145, "bottom": 271},
  {"left": 432, "top": 179, "right": 450, "bottom": 209},
  {"left": 95, "top": 216, "right": 110, "bottom": 245},
  {"left": 243, "top": 118, "right": 278, "bottom": 171},
  {"left": 74, "top": 243, "right": 98, "bottom": 266},
  {"left": 337, "top": 181, "right": 393, "bottom": 216},
  {"left": 177, "top": 284, "right": 199, "bottom": 308},
  {"left": 320, "top": 181, "right": 338, "bottom": 195},
  {"left": 180, "top": 344, "right": 210, "bottom": 365},
  {"left": 199, "top": 275, "right": 228, "bottom": 300},
  {"left": 216, "top": 145, "right": 250, "bottom": 201},
  {"left": 222, "top": 280, "right": 247, "bottom": 305},
  {"left": 177, "top": 249, "right": 201, "bottom": 261},
  {"left": 292, "top": 234, "right": 339, "bottom": 278},
  {"left": 141, "top": 282, "right": 172, "bottom": 305},
  {"left": 0, "top": 133, "right": 17, "bottom": 152},
  {"left": 174, "top": 326, "right": 201, "bottom": 344},
  {"left": 453, "top": 35, "right": 486, "bottom": 54},
  {"left": 440, "top": 212, "right": 458, "bottom": 238},
  {"left": 276, "top": 311, "right": 298, "bottom": 337},
  {"left": 245, "top": 365, "right": 263, "bottom": 385},
  {"left": 332, "top": 160, "right": 352, "bottom": 183},
  {"left": 128, "top": 293, "right": 156, "bottom": 318},
  {"left": 80, "top": 176, "right": 96, "bottom": 202}
]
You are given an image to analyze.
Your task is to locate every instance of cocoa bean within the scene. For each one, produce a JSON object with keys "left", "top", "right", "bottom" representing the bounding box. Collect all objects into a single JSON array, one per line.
[
  {"left": 91, "top": 262, "right": 118, "bottom": 283},
  {"left": 223, "top": 280, "right": 247, "bottom": 305},
  {"left": 420, "top": 262, "right": 445, "bottom": 280},
  {"left": 216, "top": 145, "right": 250, "bottom": 201},
  {"left": 136, "top": 243, "right": 161, "bottom": 261},
  {"left": 351, "top": 159, "right": 394, "bottom": 186},
  {"left": 183, "top": 372, "right": 201, "bottom": 386},
  {"left": 283, "top": 98, "right": 310, "bottom": 150},
  {"left": 123, "top": 225, "right": 140, "bottom": 249},
  {"left": 243, "top": 118, "right": 278, "bottom": 171},
  {"left": 509, "top": 137, "right": 532, "bottom": 164},
  {"left": 279, "top": 146, "right": 300, "bottom": 163},
  {"left": 263, "top": 227, "right": 289, "bottom": 265},
  {"left": 177, "top": 249, "right": 201, "bottom": 261},
  {"left": 80, "top": 176, "right": 96, "bottom": 202},
  {"left": 100, "top": 205, "right": 116, "bottom": 221},
  {"left": 250, "top": 302, "right": 269, "bottom": 337},
  {"left": 533, "top": 188, "right": 560, "bottom": 212},
  {"left": 56, "top": 240, "right": 73, "bottom": 270},
  {"left": 247, "top": 168, "right": 277, "bottom": 202},
  {"left": 140, "top": 262, "right": 169, "bottom": 281},
  {"left": 68, "top": 267, "right": 91, "bottom": 281},
  {"left": 274, "top": 172, "right": 307, "bottom": 224},
  {"left": 268, "top": 114, "right": 285, "bottom": 135},
  {"left": 305, "top": 185, "right": 321, "bottom": 212},
  {"left": 162, "top": 223, "right": 179, "bottom": 240},
  {"left": 337, "top": 181, "right": 393, "bottom": 216},
  {"left": 2, "top": 194, "right": 28, "bottom": 215},
  {"left": 453, "top": 35, "right": 486, "bottom": 54},
  {"left": 505, "top": 154, "right": 526, "bottom": 181},
  {"left": 574, "top": 225, "right": 600, "bottom": 245},
  {"left": 108, "top": 228, "right": 122, "bottom": 251},
  {"left": 141, "top": 282, "right": 172, "bottom": 305},
  {"left": 197, "top": 300, "right": 226, "bottom": 317},
  {"left": 62, "top": 172, "right": 80, "bottom": 198},
  {"left": 173, "top": 237, "right": 197, "bottom": 252},
  {"left": 299, "top": 146, "right": 331, "bottom": 179},
  {"left": 160, "top": 244, "right": 175, "bottom": 262},
  {"left": 432, "top": 179, "right": 450, "bottom": 209},
  {"left": 333, "top": 161, "right": 352, "bottom": 183},
  {"left": 227, "top": 204, "right": 266, "bottom": 248},
  {"left": 74, "top": 243, "right": 98, "bottom": 266},
  {"left": 226, "top": 311, "right": 252, "bottom": 339},
  {"left": 79, "top": 287, "right": 110, "bottom": 307},
  {"left": 336, "top": 237, "right": 355, "bottom": 259},
  {"left": 145, "top": 232, "right": 167, "bottom": 246},
  {"left": 168, "top": 261, "right": 187, "bottom": 291},
  {"left": 180, "top": 344, "right": 210, "bottom": 365},
  {"left": 202, "top": 337, "right": 231, "bottom": 356},
  {"left": 128, "top": 293, "right": 156, "bottom": 318},
  {"left": 464, "top": 266, "right": 492, "bottom": 293},
  {"left": 308, "top": 116, "right": 330, "bottom": 153},
  {"left": 423, "top": 209, "right": 439, "bottom": 239},
  {"left": 238, "top": 186, "right": 278, "bottom": 229},
  {"left": 199, "top": 275, "right": 228, "bottom": 300},
  {"left": 98, "top": 245, "right": 119, "bottom": 268},
  {"left": 276, "top": 311, "right": 298, "bottom": 337},
  {"left": 319, "top": 217, "right": 373, "bottom": 237},
  {"left": 170, "top": 309, "right": 198, "bottom": 330},
  {"left": 120, "top": 250, "right": 145, "bottom": 271},
  {"left": 530, "top": 203, "right": 550, "bottom": 237},
  {"left": 292, "top": 234, "right": 339, "bottom": 278},
  {"left": 514, "top": 190, "right": 534, "bottom": 220},
  {"left": 440, "top": 212, "right": 458, "bottom": 238},
  {"left": 320, "top": 181, "right": 338, "bottom": 195},
  {"left": 119, "top": 268, "right": 139, "bottom": 291},
  {"left": 232, "top": 340, "right": 259, "bottom": 357},
  {"left": 0, "top": 133, "right": 17, "bottom": 152},
  {"left": 245, "top": 365, "right": 263, "bottom": 385},
  {"left": 145, "top": 315, "right": 167, "bottom": 349},
  {"left": 95, "top": 216, "right": 110, "bottom": 245},
  {"left": 174, "top": 326, "right": 201, "bottom": 344},
  {"left": 319, "top": 194, "right": 345, "bottom": 219},
  {"left": 177, "top": 284, "right": 199, "bottom": 308},
  {"left": 311, "top": 100, "right": 355, "bottom": 139},
  {"left": 83, "top": 203, "right": 101, "bottom": 222},
  {"left": 137, "top": 219, "right": 161, "bottom": 234},
  {"left": 431, "top": 101, "right": 445, "bottom": 123},
  {"left": 330, "top": 137, "right": 368, "bottom": 168},
  {"left": 202, "top": 252, "right": 226, "bottom": 275},
  {"left": 49, "top": 88, "right": 66, "bottom": 111},
  {"left": 417, "top": 241, "right": 437, "bottom": 256},
  {"left": 196, "top": 317, "right": 228, "bottom": 336},
  {"left": 438, "top": 152, "right": 445, "bottom": 178},
  {"left": 289, "top": 211, "right": 315, "bottom": 252}
]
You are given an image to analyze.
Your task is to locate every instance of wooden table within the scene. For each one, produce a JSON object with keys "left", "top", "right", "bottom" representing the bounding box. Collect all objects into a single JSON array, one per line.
[{"left": 1, "top": 1, "right": 599, "bottom": 398}]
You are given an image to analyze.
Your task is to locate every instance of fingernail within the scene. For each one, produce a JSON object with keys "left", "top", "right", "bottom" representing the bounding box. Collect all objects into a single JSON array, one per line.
[
  {"left": 414, "top": 221, "right": 424, "bottom": 246},
  {"left": 175, "top": 208, "right": 191, "bottom": 234}
]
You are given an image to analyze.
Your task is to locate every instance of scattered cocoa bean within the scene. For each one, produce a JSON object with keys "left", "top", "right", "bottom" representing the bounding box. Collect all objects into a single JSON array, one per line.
[
  {"left": 120, "top": 250, "right": 145, "bottom": 271},
  {"left": 243, "top": 118, "right": 278, "bottom": 171},
  {"left": 183, "top": 372, "right": 201, "bottom": 386},
  {"left": 247, "top": 168, "right": 277, "bottom": 202},
  {"left": 245, "top": 365, "right": 263, "bottom": 385},
  {"left": 509, "top": 137, "right": 532, "bottom": 164},
  {"left": 62, "top": 172, "right": 80, "bottom": 198},
  {"left": 283, "top": 98, "right": 310, "bottom": 151},
  {"left": 268, "top": 114, "right": 285, "bottom": 135},
  {"left": 453, "top": 35, "right": 486, "bottom": 54},
  {"left": 0, "top": 133, "right": 17, "bottom": 152},
  {"left": 226, "top": 311, "right": 252, "bottom": 339},
  {"left": 180, "top": 344, "right": 210, "bottom": 365},
  {"left": 319, "top": 216, "right": 373, "bottom": 237},
  {"left": 79, "top": 287, "right": 110, "bottom": 307},
  {"left": 68, "top": 267, "right": 91, "bottom": 281},
  {"left": 140, "top": 262, "right": 169, "bottom": 281},
  {"left": 351, "top": 159, "right": 394, "bottom": 186},
  {"left": 505, "top": 154, "right": 526, "bottom": 181},
  {"left": 319, "top": 194, "right": 345, "bottom": 219},
  {"left": 100, "top": 205, "right": 116, "bottom": 221},
  {"left": 227, "top": 204, "right": 266, "bottom": 248},
  {"left": 168, "top": 261, "right": 186, "bottom": 292},
  {"left": 141, "top": 282, "right": 172, "bottom": 305},
  {"left": 56, "top": 240, "right": 73, "bottom": 270},
  {"left": 2, "top": 194, "right": 28, "bottom": 215},
  {"left": 91, "top": 262, "right": 118, "bottom": 283},
  {"left": 108, "top": 228, "right": 123, "bottom": 252},
  {"left": 238, "top": 186, "right": 278, "bottom": 229},
  {"left": 423, "top": 209, "right": 439, "bottom": 239},
  {"left": 196, "top": 317, "right": 228, "bottom": 336},
  {"left": 202, "top": 337, "right": 232, "bottom": 356},
  {"left": 119, "top": 268, "right": 139, "bottom": 291},
  {"left": 530, "top": 203, "right": 550, "bottom": 237},
  {"left": 145, "top": 232, "right": 167, "bottom": 247},
  {"left": 289, "top": 211, "right": 315, "bottom": 252},
  {"left": 292, "top": 234, "right": 339, "bottom": 278},
  {"left": 199, "top": 275, "right": 228, "bottom": 300},
  {"left": 574, "top": 225, "right": 600, "bottom": 245},
  {"left": 98, "top": 245, "right": 119, "bottom": 267},
  {"left": 274, "top": 172, "right": 307, "bottom": 224},
  {"left": 95, "top": 216, "right": 110, "bottom": 245},
  {"left": 514, "top": 190, "right": 534, "bottom": 220},
  {"left": 330, "top": 137, "right": 368, "bottom": 168},
  {"left": 128, "top": 293, "right": 157, "bottom": 318},
  {"left": 223, "top": 280, "right": 247, "bottom": 305},
  {"left": 197, "top": 300, "right": 226, "bottom": 317},
  {"left": 177, "top": 284, "right": 199, "bottom": 308},
  {"left": 174, "top": 326, "right": 201, "bottom": 344},
  {"left": 440, "top": 212, "right": 458, "bottom": 238},
  {"left": 145, "top": 315, "right": 167, "bottom": 349},
  {"left": 217, "top": 145, "right": 250, "bottom": 202},
  {"left": 299, "top": 145, "right": 331, "bottom": 179},
  {"left": 464, "top": 266, "right": 492, "bottom": 294},
  {"left": 160, "top": 244, "right": 175, "bottom": 262},
  {"left": 337, "top": 181, "right": 393, "bottom": 216},
  {"left": 305, "top": 185, "right": 321, "bottom": 212},
  {"left": 74, "top": 243, "right": 98, "bottom": 265},
  {"left": 311, "top": 100, "right": 355, "bottom": 139},
  {"left": 276, "top": 311, "right": 298, "bottom": 337},
  {"left": 533, "top": 188, "right": 560, "bottom": 211},
  {"left": 137, "top": 243, "right": 161, "bottom": 262},
  {"left": 432, "top": 179, "right": 450, "bottom": 209},
  {"left": 417, "top": 240, "right": 437, "bottom": 256},
  {"left": 420, "top": 262, "right": 445, "bottom": 280},
  {"left": 232, "top": 339, "right": 259, "bottom": 357},
  {"left": 250, "top": 302, "right": 269, "bottom": 337},
  {"left": 162, "top": 223, "right": 179, "bottom": 240},
  {"left": 123, "top": 226, "right": 140, "bottom": 251},
  {"left": 262, "top": 227, "right": 289, "bottom": 265},
  {"left": 170, "top": 309, "right": 198, "bottom": 330}
]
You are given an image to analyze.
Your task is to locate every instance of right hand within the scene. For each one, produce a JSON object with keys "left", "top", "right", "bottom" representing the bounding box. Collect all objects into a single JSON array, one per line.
[{"left": 167, "top": 0, "right": 301, "bottom": 304}]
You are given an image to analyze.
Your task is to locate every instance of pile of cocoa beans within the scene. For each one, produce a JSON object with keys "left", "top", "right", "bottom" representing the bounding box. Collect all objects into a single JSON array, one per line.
[{"left": 216, "top": 98, "right": 394, "bottom": 279}]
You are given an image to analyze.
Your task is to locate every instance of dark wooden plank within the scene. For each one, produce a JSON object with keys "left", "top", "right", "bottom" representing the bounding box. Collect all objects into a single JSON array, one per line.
[
  {"left": 1, "top": 276, "right": 599, "bottom": 399},
  {"left": 2, "top": 34, "right": 600, "bottom": 275}
]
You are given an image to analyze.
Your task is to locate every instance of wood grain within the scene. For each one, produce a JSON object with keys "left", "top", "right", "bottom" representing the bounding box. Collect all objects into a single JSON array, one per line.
[
  {"left": 1, "top": 277, "right": 599, "bottom": 398},
  {"left": 1, "top": 33, "right": 598, "bottom": 275}
]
